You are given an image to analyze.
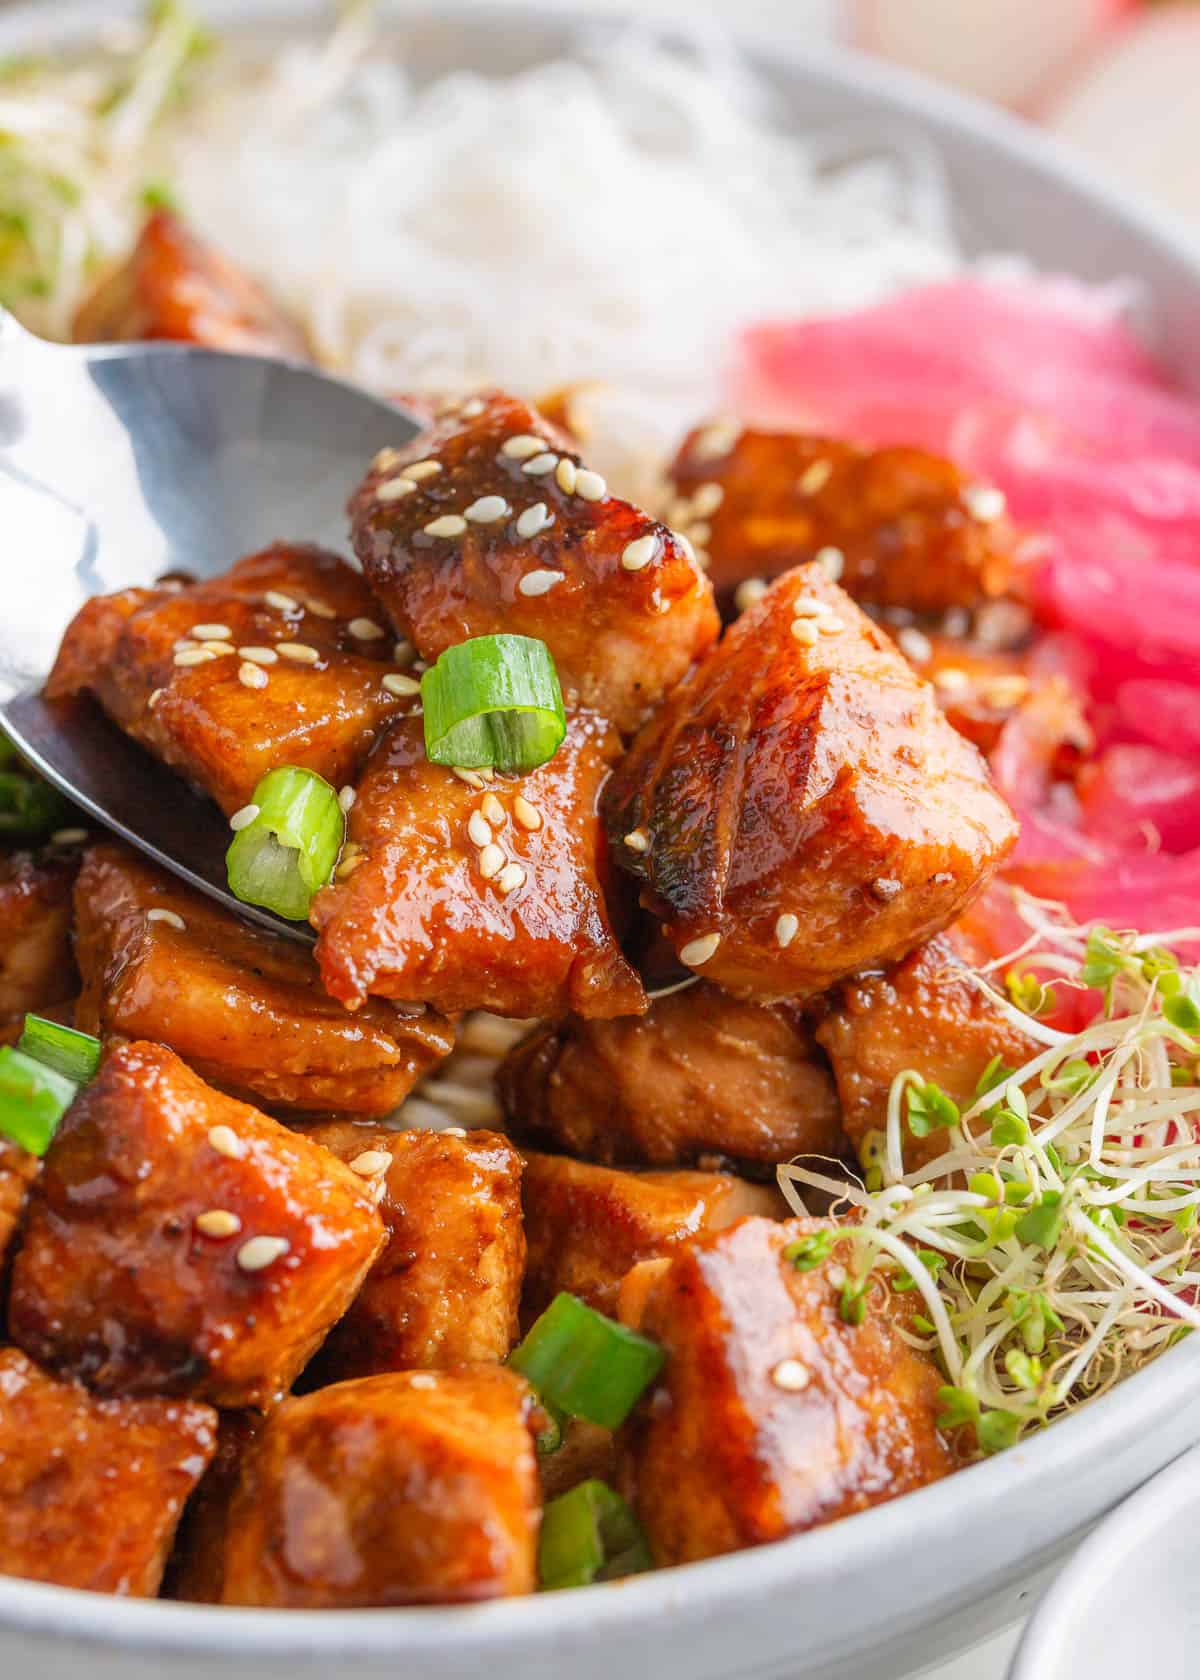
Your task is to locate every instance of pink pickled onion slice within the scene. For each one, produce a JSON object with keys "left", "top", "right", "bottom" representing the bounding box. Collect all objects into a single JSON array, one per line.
[{"left": 1077, "top": 744, "right": 1200, "bottom": 853}]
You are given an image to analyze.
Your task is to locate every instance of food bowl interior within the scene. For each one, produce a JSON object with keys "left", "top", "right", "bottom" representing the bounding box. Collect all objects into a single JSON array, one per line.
[{"left": 4, "top": 5, "right": 1200, "bottom": 1680}]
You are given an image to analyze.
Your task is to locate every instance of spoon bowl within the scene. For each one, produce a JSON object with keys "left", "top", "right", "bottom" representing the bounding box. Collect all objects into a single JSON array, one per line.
[{"left": 0, "top": 311, "right": 418, "bottom": 936}]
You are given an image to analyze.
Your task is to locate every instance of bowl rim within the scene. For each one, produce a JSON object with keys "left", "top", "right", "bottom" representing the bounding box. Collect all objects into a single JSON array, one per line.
[{"left": 4, "top": 0, "right": 1200, "bottom": 1657}]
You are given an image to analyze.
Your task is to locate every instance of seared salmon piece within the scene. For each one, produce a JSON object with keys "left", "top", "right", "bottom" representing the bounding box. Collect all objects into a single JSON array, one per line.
[
  {"left": 500, "top": 983, "right": 841, "bottom": 1169},
  {"left": 604, "top": 564, "right": 1018, "bottom": 1000},
  {"left": 46, "top": 544, "right": 414, "bottom": 817},
  {"left": 311, "top": 712, "right": 646, "bottom": 1019},
  {"left": 668, "top": 424, "right": 1023, "bottom": 616},
  {"left": 0, "top": 845, "right": 80, "bottom": 1022},
  {"left": 72, "top": 208, "right": 307, "bottom": 357},
  {"left": 520, "top": 1152, "right": 781, "bottom": 1321},
  {"left": 0, "top": 1347, "right": 216, "bottom": 1596},
  {"left": 304, "top": 1125, "right": 524, "bottom": 1380},
  {"left": 348, "top": 392, "right": 719, "bottom": 734},
  {"left": 815, "top": 932, "right": 1039, "bottom": 1174},
  {"left": 73, "top": 843, "right": 453, "bottom": 1117},
  {"left": 620, "top": 1217, "right": 956, "bottom": 1566},
  {"left": 9, "top": 1042, "right": 385, "bottom": 1408},
  {"left": 219, "top": 1368, "right": 539, "bottom": 1606}
]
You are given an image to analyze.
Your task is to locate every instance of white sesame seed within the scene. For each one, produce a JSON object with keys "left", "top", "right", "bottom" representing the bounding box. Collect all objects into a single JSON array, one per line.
[
  {"left": 799, "top": 459, "right": 833, "bottom": 496},
  {"left": 817, "top": 616, "right": 845, "bottom": 636},
  {"left": 621, "top": 535, "right": 658, "bottom": 573},
  {"left": 575, "top": 469, "right": 607, "bottom": 502},
  {"left": 772, "top": 1358, "right": 811, "bottom": 1392},
  {"left": 423, "top": 515, "right": 468, "bottom": 538},
  {"left": 516, "top": 503, "right": 554, "bottom": 539},
  {"left": 482, "top": 793, "right": 505, "bottom": 827},
  {"left": 392, "top": 639, "right": 416, "bottom": 666},
  {"left": 305, "top": 598, "right": 337, "bottom": 619},
  {"left": 518, "top": 569, "right": 564, "bottom": 597},
  {"left": 338, "top": 786, "right": 357, "bottom": 814},
  {"left": 348, "top": 1150, "right": 392, "bottom": 1177},
  {"left": 775, "top": 913, "right": 799, "bottom": 949},
  {"left": 382, "top": 672, "right": 420, "bottom": 697},
  {"left": 376, "top": 476, "right": 417, "bottom": 502},
  {"left": 50, "top": 826, "right": 88, "bottom": 846},
  {"left": 497, "top": 862, "right": 526, "bottom": 895},
  {"left": 478, "top": 843, "right": 505, "bottom": 880},
  {"left": 264, "top": 590, "right": 298, "bottom": 611},
  {"left": 148, "top": 688, "right": 164, "bottom": 709},
  {"left": 983, "top": 675, "right": 1032, "bottom": 708},
  {"left": 680, "top": 932, "right": 721, "bottom": 968},
  {"left": 733, "top": 578, "right": 768, "bottom": 612},
  {"left": 693, "top": 420, "right": 740, "bottom": 461},
  {"left": 207, "top": 1125, "right": 245, "bottom": 1160},
  {"left": 897, "top": 627, "right": 933, "bottom": 664},
  {"left": 174, "top": 648, "right": 216, "bottom": 667},
  {"left": 791, "top": 595, "right": 832, "bottom": 618},
  {"left": 191, "top": 622, "right": 231, "bottom": 641},
  {"left": 513, "top": 795, "right": 542, "bottom": 832},
  {"left": 790, "top": 619, "right": 819, "bottom": 647},
  {"left": 522, "top": 451, "right": 558, "bottom": 476},
  {"left": 468, "top": 811, "right": 493, "bottom": 848},
  {"left": 238, "top": 645, "right": 278, "bottom": 665},
  {"left": 147, "top": 908, "right": 186, "bottom": 930},
  {"left": 195, "top": 1209, "right": 242, "bottom": 1238},
  {"left": 200, "top": 640, "right": 236, "bottom": 657},
  {"left": 934, "top": 667, "right": 971, "bottom": 695},
  {"left": 277, "top": 642, "right": 321, "bottom": 664},
  {"left": 348, "top": 616, "right": 385, "bottom": 640},
  {"left": 453, "top": 767, "right": 486, "bottom": 791},
  {"left": 464, "top": 495, "right": 509, "bottom": 524},
  {"left": 402, "top": 459, "right": 442, "bottom": 482},
  {"left": 964, "top": 484, "right": 1007, "bottom": 523},
  {"left": 442, "top": 1126, "right": 468, "bottom": 1138},
  {"left": 502, "top": 434, "right": 545, "bottom": 460},
  {"left": 236, "top": 1235, "right": 290, "bottom": 1273},
  {"left": 173, "top": 638, "right": 198, "bottom": 653},
  {"left": 229, "top": 803, "right": 260, "bottom": 832},
  {"left": 409, "top": 1372, "right": 438, "bottom": 1390},
  {"left": 814, "top": 545, "right": 844, "bottom": 581},
  {"left": 372, "top": 447, "right": 403, "bottom": 473},
  {"left": 691, "top": 481, "right": 725, "bottom": 517},
  {"left": 555, "top": 458, "right": 578, "bottom": 495},
  {"left": 624, "top": 829, "right": 650, "bottom": 854},
  {"left": 336, "top": 850, "right": 364, "bottom": 880},
  {"left": 238, "top": 662, "right": 268, "bottom": 690},
  {"left": 460, "top": 398, "right": 486, "bottom": 418}
]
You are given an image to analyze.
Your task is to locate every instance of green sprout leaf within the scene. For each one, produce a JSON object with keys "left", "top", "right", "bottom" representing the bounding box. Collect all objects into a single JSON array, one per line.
[
  {"left": 906, "top": 1080, "right": 960, "bottom": 1139},
  {"left": 1080, "top": 926, "right": 1125, "bottom": 991},
  {"left": 782, "top": 1230, "right": 835, "bottom": 1272}
]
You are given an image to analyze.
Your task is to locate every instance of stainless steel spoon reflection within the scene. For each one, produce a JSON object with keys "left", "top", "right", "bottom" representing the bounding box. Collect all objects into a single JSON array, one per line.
[{"left": 0, "top": 309, "right": 419, "bottom": 940}]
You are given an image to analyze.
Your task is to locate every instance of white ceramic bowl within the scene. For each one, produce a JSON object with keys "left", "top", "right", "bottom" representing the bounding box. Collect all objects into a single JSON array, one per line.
[
  {"left": 1010, "top": 1445, "right": 1200, "bottom": 1680},
  {"left": 5, "top": 5, "right": 1200, "bottom": 1679}
]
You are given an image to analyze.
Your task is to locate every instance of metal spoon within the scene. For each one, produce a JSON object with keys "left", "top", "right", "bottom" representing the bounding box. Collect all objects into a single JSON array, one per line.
[{"left": 0, "top": 310, "right": 418, "bottom": 940}]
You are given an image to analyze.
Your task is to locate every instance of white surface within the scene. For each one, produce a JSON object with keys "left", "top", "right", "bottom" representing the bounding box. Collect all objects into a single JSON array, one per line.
[
  {"left": 929, "top": 1625, "right": 1023, "bottom": 1680},
  {"left": 1012, "top": 1446, "right": 1200, "bottom": 1680}
]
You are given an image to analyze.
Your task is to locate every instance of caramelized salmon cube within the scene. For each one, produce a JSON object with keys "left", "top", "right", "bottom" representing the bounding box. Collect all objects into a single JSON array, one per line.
[
  {"left": 349, "top": 392, "right": 719, "bottom": 734},
  {"left": 311, "top": 712, "right": 646, "bottom": 1019},
  {"left": 0, "top": 845, "right": 79, "bottom": 1021},
  {"left": 620, "top": 1217, "right": 956, "bottom": 1565},
  {"left": 520, "top": 1151, "right": 781, "bottom": 1320},
  {"left": 220, "top": 1368, "right": 539, "bottom": 1606},
  {"left": 46, "top": 544, "right": 414, "bottom": 817},
  {"left": 604, "top": 564, "right": 1018, "bottom": 1000},
  {"left": 73, "top": 843, "right": 453, "bottom": 1117},
  {"left": 815, "top": 932, "right": 1038, "bottom": 1174},
  {"left": 0, "top": 1347, "right": 216, "bottom": 1595},
  {"left": 72, "top": 209, "right": 307, "bottom": 357},
  {"left": 9, "top": 1042, "right": 385, "bottom": 1408},
  {"left": 499, "top": 983, "right": 842, "bottom": 1169},
  {"left": 304, "top": 1125, "right": 525, "bottom": 1380},
  {"left": 668, "top": 425, "right": 1024, "bottom": 616}
]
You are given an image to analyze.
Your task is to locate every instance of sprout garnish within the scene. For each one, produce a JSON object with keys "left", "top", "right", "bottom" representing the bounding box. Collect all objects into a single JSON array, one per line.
[{"left": 779, "top": 894, "right": 1200, "bottom": 1457}]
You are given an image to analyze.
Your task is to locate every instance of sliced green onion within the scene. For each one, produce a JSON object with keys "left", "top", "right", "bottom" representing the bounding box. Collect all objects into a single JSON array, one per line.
[
  {"left": 421, "top": 634, "right": 566, "bottom": 773},
  {"left": 0, "top": 770, "right": 70, "bottom": 840},
  {"left": 509, "top": 1292, "right": 664, "bottom": 1431},
  {"left": 226, "top": 767, "right": 344, "bottom": 921},
  {"left": 538, "top": 1480, "right": 651, "bottom": 1591},
  {"left": 0, "top": 1046, "right": 77, "bottom": 1156},
  {"left": 18, "top": 1016, "right": 101, "bottom": 1085}
]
